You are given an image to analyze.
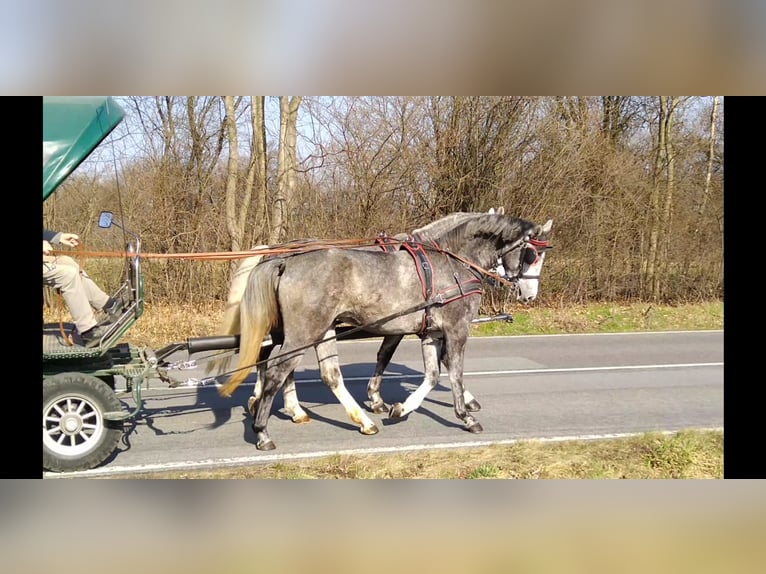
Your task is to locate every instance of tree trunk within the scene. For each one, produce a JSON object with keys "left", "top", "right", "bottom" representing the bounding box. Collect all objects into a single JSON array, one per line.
[
  {"left": 646, "top": 96, "right": 666, "bottom": 300},
  {"left": 658, "top": 96, "right": 676, "bottom": 299},
  {"left": 646, "top": 96, "right": 676, "bottom": 300},
  {"left": 223, "top": 96, "right": 242, "bottom": 253},
  {"left": 269, "top": 96, "right": 302, "bottom": 244},
  {"left": 701, "top": 96, "right": 719, "bottom": 216},
  {"left": 251, "top": 97, "right": 268, "bottom": 240}
]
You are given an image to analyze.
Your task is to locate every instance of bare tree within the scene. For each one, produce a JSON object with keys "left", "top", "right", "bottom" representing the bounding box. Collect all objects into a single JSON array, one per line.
[
  {"left": 223, "top": 96, "right": 243, "bottom": 254},
  {"left": 645, "top": 96, "right": 679, "bottom": 300},
  {"left": 269, "top": 96, "right": 302, "bottom": 244},
  {"left": 701, "top": 95, "right": 719, "bottom": 217},
  {"left": 45, "top": 95, "right": 724, "bottom": 307},
  {"left": 252, "top": 96, "right": 268, "bottom": 239},
  {"left": 600, "top": 96, "right": 641, "bottom": 146},
  {"left": 426, "top": 96, "right": 531, "bottom": 216}
]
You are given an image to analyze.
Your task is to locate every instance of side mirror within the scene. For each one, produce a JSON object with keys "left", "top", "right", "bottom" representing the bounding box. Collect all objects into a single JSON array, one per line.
[{"left": 99, "top": 211, "right": 114, "bottom": 229}]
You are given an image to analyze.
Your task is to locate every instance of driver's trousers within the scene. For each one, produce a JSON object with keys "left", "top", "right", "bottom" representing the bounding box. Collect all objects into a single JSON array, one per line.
[{"left": 43, "top": 255, "right": 109, "bottom": 334}]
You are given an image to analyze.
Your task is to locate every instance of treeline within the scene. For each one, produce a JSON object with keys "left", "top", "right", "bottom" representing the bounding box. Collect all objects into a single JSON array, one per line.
[{"left": 43, "top": 96, "right": 723, "bottom": 309}]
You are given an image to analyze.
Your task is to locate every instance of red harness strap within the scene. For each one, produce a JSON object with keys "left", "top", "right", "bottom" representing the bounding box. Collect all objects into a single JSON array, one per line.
[
  {"left": 404, "top": 235, "right": 483, "bottom": 334},
  {"left": 401, "top": 235, "right": 436, "bottom": 302},
  {"left": 375, "top": 232, "right": 401, "bottom": 253},
  {"left": 377, "top": 232, "right": 484, "bottom": 334}
]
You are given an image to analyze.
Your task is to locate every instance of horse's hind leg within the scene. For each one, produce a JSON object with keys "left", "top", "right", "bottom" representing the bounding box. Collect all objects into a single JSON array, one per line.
[
  {"left": 389, "top": 335, "right": 441, "bottom": 419},
  {"left": 315, "top": 336, "right": 379, "bottom": 435},
  {"left": 251, "top": 351, "right": 306, "bottom": 450},
  {"left": 367, "top": 335, "right": 403, "bottom": 414}
]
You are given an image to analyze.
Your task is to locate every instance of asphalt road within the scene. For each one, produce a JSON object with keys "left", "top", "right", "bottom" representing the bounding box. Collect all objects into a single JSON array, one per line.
[{"left": 44, "top": 330, "right": 723, "bottom": 478}]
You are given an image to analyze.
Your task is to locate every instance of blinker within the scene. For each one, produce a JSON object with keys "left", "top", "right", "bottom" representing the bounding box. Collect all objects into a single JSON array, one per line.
[{"left": 523, "top": 247, "right": 538, "bottom": 265}]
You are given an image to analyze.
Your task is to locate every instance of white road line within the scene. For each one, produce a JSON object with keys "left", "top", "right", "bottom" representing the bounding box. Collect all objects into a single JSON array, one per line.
[
  {"left": 295, "top": 362, "right": 724, "bottom": 384},
  {"left": 43, "top": 427, "right": 724, "bottom": 479},
  {"left": 130, "top": 362, "right": 723, "bottom": 391},
  {"left": 343, "top": 330, "right": 723, "bottom": 344}
]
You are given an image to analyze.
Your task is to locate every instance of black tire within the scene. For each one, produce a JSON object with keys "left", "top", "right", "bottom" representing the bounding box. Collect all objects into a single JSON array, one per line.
[
  {"left": 97, "top": 374, "right": 116, "bottom": 389},
  {"left": 43, "top": 372, "right": 124, "bottom": 473}
]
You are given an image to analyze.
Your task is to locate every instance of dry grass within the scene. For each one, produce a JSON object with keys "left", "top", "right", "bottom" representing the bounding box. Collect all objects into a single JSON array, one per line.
[{"left": 112, "top": 429, "right": 723, "bottom": 479}]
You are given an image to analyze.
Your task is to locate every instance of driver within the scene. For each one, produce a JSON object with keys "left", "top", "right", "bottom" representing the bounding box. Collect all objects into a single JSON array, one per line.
[{"left": 43, "top": 229, "right": 121, "bottom": 347}]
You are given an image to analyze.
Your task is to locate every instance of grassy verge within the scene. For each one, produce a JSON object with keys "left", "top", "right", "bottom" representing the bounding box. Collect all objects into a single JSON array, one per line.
[
  {"left": 470, "top": 300, "right": 723, "bottom": 337},
  {"left": 110, "top": 429, "right": 723, "bottom": 479}
]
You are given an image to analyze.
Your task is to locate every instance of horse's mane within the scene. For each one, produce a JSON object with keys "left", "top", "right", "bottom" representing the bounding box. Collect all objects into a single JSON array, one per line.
[
  {"left": 433, "top": 214, "right": 533, "bottom": 252},
  {"left": 413, "top": 212, "right": 485, "bottom": 238}
]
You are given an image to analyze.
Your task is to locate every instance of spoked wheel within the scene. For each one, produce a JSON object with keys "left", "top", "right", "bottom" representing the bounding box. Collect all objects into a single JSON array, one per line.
[{"left": 43, "top": 372, "right": 124, "bottom": 473}]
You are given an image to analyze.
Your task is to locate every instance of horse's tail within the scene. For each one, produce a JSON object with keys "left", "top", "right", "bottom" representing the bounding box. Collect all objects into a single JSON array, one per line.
[
  {"left": 217, "top": 257, "right": 282, "bottom": 398},
  {"left": 204, "top": 251, "right": 266, "bottom": 376},
  {"left": 222, "top": 252, "right": 265, "bottom": 334}
]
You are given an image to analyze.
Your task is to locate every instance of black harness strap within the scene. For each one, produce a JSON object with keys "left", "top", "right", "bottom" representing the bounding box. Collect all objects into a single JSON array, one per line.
[
  {"left": 401, "top": 234, "right": 438, "bottom": 333},
  {"left": 401, "top": 234, "right": 435, "bottom": 300},
  {"left": 434, "top": 274, "right": 483, "bottom": 304}
]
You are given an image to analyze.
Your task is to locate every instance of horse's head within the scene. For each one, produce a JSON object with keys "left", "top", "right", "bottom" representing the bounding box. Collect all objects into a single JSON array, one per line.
[{"left": 498, "top": 218, "right": 553, "bottom": 303}]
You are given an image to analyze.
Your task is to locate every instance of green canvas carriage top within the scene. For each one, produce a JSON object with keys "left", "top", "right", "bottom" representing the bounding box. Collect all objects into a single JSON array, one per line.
[{"left": 42, "top": 96, "right": 125, "bottom": 202}]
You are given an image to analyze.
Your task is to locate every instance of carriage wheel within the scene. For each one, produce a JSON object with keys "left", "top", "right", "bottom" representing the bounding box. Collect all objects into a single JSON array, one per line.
[{"left": 43, "top": 373, "right": 124, "bottom": 473}]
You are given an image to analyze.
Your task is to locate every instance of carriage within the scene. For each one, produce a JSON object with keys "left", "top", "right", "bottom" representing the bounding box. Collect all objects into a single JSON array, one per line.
[
  {"left": 42, "top": 97, "right": 552, "bottom": 473},
  {"left": 42, "top": 97, "right": 238, "bottom": 472}
]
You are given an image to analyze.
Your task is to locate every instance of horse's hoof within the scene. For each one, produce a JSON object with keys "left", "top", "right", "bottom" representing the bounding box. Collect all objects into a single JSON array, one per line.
[
  {"left": 247, "top": 396, "right": 257, "bottom": 416},
  {"left": 256, "top": 438, "right": 276, "bottom": 450},
  {"left": 389, "top": 403, "right": 405, "bottom": 418},
  {"left": 466, "top": 399, "right": 482, "bottom": 412},
  {"left": 361, "top": 424, "right": 379, "bottom": 435},
  {"left": 254, "top": 429, "right": 276, "bottom": 450},
  {"left": 466, "top": 421, "right": 483, "bottom": 433},
  {"left": 370, "top": 402, "right": 389, "bottom": 414},
  {"left": 291, "top": 414, "right": 311, "bottom": 424}
]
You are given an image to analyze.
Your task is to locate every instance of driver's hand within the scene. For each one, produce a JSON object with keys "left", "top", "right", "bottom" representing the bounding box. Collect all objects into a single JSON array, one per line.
[{"left": 59, "top": 233, "right": 80, "bottom": 248}]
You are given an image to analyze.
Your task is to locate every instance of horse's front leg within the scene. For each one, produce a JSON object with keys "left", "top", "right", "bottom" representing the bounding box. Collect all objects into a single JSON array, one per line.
[
  {"left": 367, "top": 335, "right": 404, "bottom": 413},
  {"left": 281, "top": 373, "right": 311, "bottom": 423},
  {"left": 247, "top": 339, "right": 312, "bottom": 425},
  {"left": 315, "top": 335, "right": 379, "bottom": 435},
  {"left": 438, "top": 342, "right": 481, "bottom": 412},
  {"left": 389, "top": 335, "right": 441, "bottom": 419},
  {"left": 442, "top": 334, "right": 483, "bottom": 433}
]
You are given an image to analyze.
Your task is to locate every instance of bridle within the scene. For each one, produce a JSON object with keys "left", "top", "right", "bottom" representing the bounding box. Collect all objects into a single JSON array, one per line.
[{"left": 496, "top": 236, "right": 552, "bottom": 285}]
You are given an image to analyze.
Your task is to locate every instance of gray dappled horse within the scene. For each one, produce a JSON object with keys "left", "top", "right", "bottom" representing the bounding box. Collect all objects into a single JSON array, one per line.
[
  {"left": 218, "top": 212, "right": 553, "bottom": 450},
  {"left": 208, "top": 209, "right": 509, "bottom": 424}
]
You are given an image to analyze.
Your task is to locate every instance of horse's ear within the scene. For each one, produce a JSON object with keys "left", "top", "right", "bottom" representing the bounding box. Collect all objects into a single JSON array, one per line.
[
  {"left": 497, "top": 206, "right": 504, "bottom": 215},
  {"left": 488, "top": 208, "right": 495, "bottom": 214},
  {"left": 533, "top": 219, "right": 553, "bottom": 237}
]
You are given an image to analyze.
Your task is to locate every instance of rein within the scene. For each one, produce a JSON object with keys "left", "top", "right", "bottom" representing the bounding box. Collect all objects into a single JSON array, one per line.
[{"left": 50, "top": 237, "right": 385, "bottom": 261}]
